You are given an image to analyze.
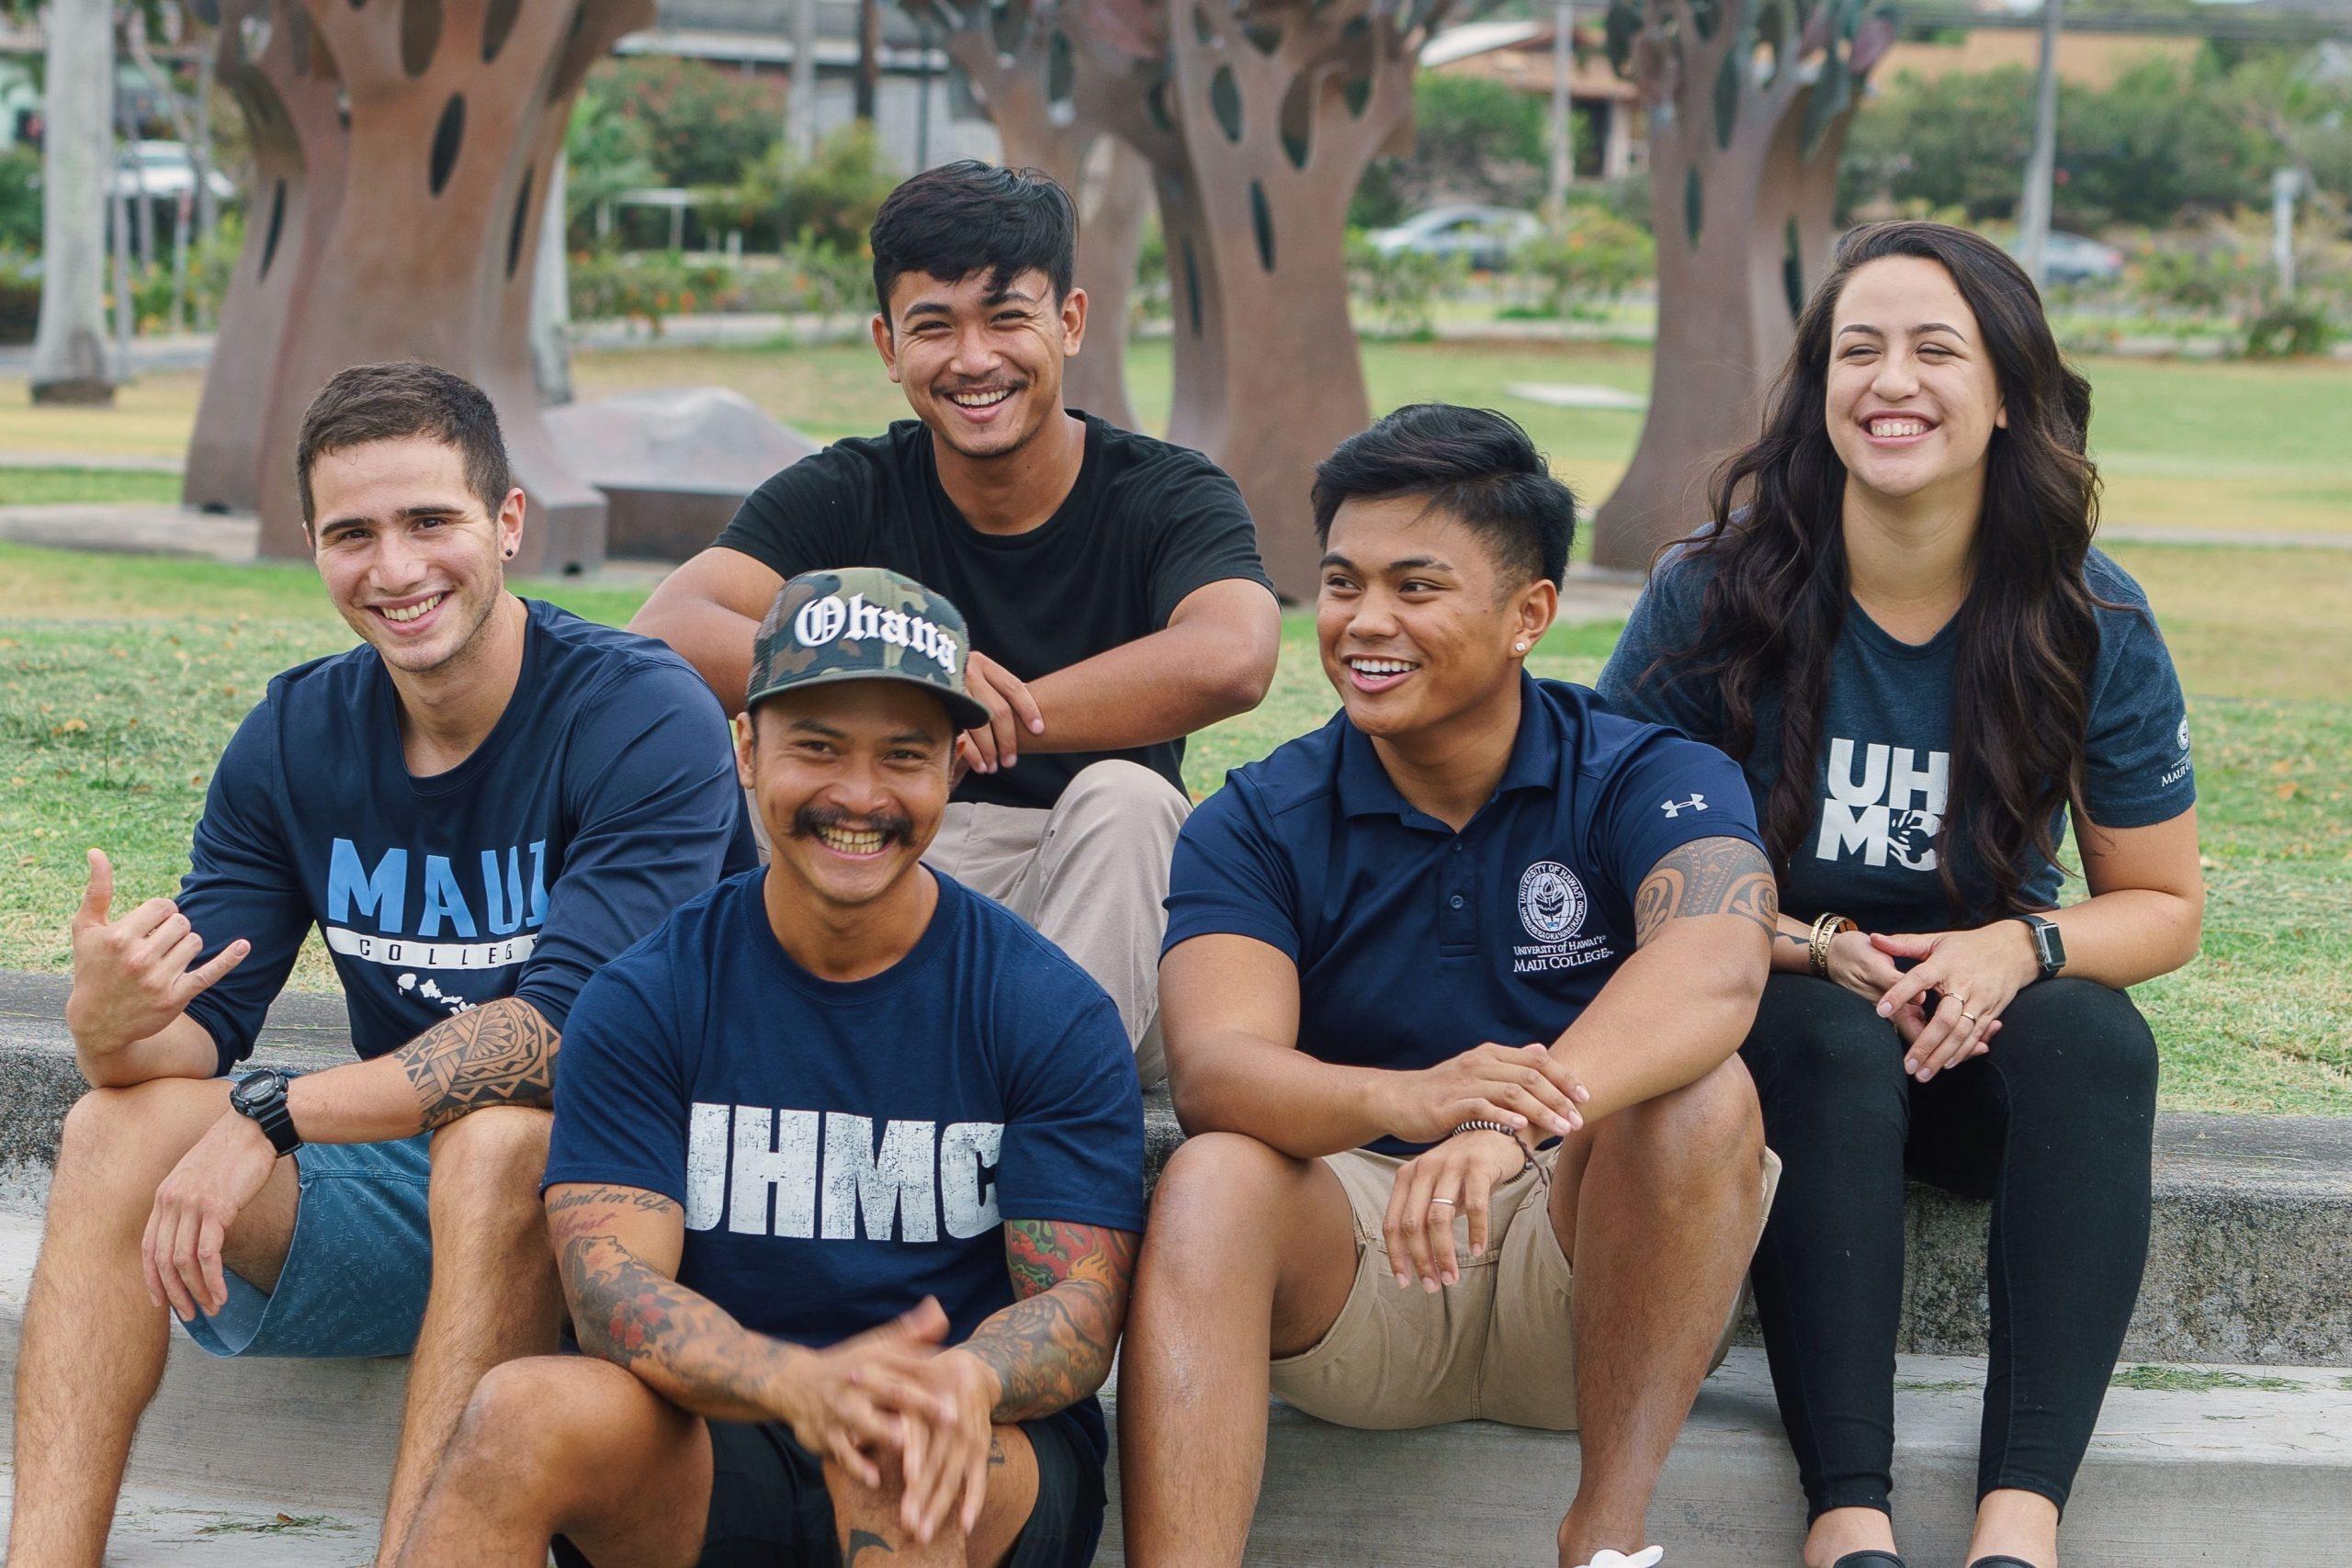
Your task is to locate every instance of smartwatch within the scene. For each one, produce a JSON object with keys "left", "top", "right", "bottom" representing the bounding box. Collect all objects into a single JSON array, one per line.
[
  {"left": 228, "top": 1068, "right": 302, "bottom": 1157},
  {"left": 2014, "top": 913, "right": 2066, "bottom": 982}
]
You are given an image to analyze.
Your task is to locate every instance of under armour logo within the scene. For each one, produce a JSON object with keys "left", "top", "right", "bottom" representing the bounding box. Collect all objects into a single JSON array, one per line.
[{"left": 1661, "top": 795, "right": 1708, "bottom": 818}]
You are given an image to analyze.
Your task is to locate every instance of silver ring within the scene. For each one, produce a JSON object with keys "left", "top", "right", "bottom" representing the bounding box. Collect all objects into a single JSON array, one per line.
[{"left": 1429, "top": 1197, "right": 1456, "bottom": 1207}]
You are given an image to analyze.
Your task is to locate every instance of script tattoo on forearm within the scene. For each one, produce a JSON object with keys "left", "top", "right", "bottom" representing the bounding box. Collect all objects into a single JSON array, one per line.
[
  {"left": 959, "top": 1220, "right": 1137, "bottom": 1424},
  {"left": 397, "top": 995, "right": 560, "bottom": 1130},
  {"left": 1634, "top": 836, "right": 1781, "bottom": 946},
  {"left": 550, "top": 1186, "right": 779, "bottom": 1419}
]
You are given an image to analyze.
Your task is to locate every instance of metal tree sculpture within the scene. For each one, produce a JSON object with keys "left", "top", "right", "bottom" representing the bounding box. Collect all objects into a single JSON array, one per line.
[
  {"left": 1070, "top": 0, "right": 1451, "bottom": 600},
  {"left": 1589, "top": 0, "right": 1893, "bottom": 570},
  {"left": 911, "top": 0, "right": 1153, "bottom": 429},
  {"left": 182, "top": 0, "right": 650, "bottom": 572}
]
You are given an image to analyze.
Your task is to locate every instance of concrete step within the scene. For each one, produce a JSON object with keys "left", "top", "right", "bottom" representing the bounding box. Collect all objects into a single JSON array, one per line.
[
  {"left": 6, "top": 1190, "right": 2349, "bottom": 1568},
  {"left": 6, "top": 966, "right": 2352, "bottom": 1365}
]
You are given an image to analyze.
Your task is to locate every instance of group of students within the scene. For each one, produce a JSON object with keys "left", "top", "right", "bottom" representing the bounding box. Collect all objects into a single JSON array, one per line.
[{"left": 8, "top": 163, "right": 2202, "bottom": 1568}]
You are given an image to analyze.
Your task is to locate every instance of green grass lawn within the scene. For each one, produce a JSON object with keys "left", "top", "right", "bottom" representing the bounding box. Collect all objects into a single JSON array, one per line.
[
  {"left": 0, "top": 468, "right": 185, "bottom": 507},
  {"left": 13, "top": 339, "right": 2344, "bottom": 538},
  {"left": 2, "top": 535, "right": 2346, "bottom": 1113}
]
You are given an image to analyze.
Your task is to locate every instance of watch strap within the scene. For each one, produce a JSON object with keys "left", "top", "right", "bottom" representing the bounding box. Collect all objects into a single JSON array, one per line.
[
  {"left": 2016, "top": 914, "right": 2064, "bottom": 980},
  {"left": 232, "top": 1070, "right": 302, "bottom": 1157}
]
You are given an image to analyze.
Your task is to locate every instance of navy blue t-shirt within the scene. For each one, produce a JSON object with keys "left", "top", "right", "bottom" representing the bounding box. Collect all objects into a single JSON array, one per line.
[
  {"left": 1162, "top": 675, "right": 1763, "bottom": 1156},
  {"left": 178, "top": 599, "right": 755, "bottom": 1075},
  {"left": 1598, "top": 548, "right": 2196, "bottom": 933},
  {"left": 543, "top": 867, "right": 1148, "bottom": 1462}
]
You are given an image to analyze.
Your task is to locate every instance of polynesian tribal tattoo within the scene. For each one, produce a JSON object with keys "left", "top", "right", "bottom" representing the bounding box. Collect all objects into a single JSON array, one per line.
[
  {"left": 960, "top": 1220, "right": 1139, "bottom": 1424},
  {"left": 1634, "top": 835, "right": 1781, "bottom": 947},
  {"left": 398, "top": 995, "right": 560, "bottom": 1130}
]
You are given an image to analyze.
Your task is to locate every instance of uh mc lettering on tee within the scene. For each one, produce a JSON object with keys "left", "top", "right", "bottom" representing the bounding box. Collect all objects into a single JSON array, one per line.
[
  {"left": 1817, "top": 739, "right": 1948, "bottom": 871},
  {"left": 685, "top": 1105, "right": 1004, "bottom": 1243}
]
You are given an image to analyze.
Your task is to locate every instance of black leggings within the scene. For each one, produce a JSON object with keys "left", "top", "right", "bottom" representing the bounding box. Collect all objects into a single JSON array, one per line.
[{"left": 1741, "top": 974, "right": 2158, "bottom": 1519}]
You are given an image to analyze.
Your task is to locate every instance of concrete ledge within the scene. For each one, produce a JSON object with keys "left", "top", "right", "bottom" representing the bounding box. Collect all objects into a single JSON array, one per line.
[{"left": 6, "top": 969, "right": 2351, "bottom": 1364}]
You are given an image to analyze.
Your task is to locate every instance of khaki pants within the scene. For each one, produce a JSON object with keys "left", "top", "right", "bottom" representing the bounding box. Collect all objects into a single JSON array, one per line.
[
  {"left": 1270, "top": 1144, "right": 1782, "bottom": 1431},
  {"left": 749, "top": 760, "right": 1189, "bottom": 1086}
]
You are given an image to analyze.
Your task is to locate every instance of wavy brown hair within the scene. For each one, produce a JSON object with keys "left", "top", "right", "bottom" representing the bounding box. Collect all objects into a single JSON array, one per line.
[{"left": 1643, "top": 221, "right": 2109, "bottom": 919}]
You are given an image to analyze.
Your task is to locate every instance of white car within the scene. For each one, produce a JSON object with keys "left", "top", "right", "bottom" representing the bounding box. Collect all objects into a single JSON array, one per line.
[
  {"left": 110, "top": 141, "right": 237, "bottom": 203},
  {"left": 1370, "top": 205, "right": 1544, "bottom": 273}
]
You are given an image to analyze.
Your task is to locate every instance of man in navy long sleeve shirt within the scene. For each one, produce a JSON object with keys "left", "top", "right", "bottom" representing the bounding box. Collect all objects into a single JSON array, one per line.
[{"left": 8, "top": 364, "right": 752, "bottom": 1568}]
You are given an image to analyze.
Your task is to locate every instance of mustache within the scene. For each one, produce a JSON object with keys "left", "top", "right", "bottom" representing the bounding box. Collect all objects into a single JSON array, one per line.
[{"left": 788, "top": 803, "right": 915, "bottom": 844}]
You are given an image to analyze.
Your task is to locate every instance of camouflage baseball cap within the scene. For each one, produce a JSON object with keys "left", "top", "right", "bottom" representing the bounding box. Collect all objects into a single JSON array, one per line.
[{"left": 746, "top": 568, "right": 991, "bottom": 731}]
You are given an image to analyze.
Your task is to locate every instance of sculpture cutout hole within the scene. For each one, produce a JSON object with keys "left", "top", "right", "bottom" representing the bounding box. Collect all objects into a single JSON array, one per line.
[
  {"left": 259, "top": 179, "right": 288, "bottom": 280},
  {"left": 238, "top": 14, "right": 271, "bottom": 68},
  {"left": 1148, "top": 80, "right": 1175, "bottom": 135},
  {"left": 1278, "top": 71, "right": 1315, "bottom": 170},
  {"left": 1047, "top": 31, "right": 1076, "bottom": 111},
  {"left": 1182, "top": 238, "right": 1203, "bottom": 335},
  {"left": 1244, "top": 20, "right": 1283, "bottom": 55},
  {"left": 507, "top": 167, "right": 537, "bottom": 280},
  {"left": 1712, "top": 51, "right": 1739, "bottom": 149},
  {"left": 1210, "top": 67, "right": 1244, "bottom": 143},
  {"left": 1757, "top": 2, "right": 1784, "bottom": 87},
  {"left": 429, "top": 95, "right": 466, "bottom": 197},
  {"left": 1192, "top": 5, "right": 1214, "bottom": 46},
  {"left": 187, "top": 0, "right": 220, "bottom": 25},
  {"left": 402, "top": 0, "right": 443, "bottom": 77},
  {"left": 1250, "top": 182, "right": 1275, "bottom": 273},
  {"left": 1683, "top": 167, "right": 1703, "bottom": 248},
  {"left": 483, "top": 0, "right": 523, "bottom": 62},
  {"left": 1781, "top": 217, "right": 1804, "bottom": 321}
]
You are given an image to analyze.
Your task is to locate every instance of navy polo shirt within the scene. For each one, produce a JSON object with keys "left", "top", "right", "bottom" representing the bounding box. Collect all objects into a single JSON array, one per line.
[{"left": 1163, "top": 675, "right": 1763, "bottom": 1156}]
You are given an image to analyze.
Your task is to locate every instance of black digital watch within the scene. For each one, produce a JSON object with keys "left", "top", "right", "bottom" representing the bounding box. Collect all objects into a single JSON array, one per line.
[
  {"left": 2014, "top": 913, "right": 2067, "bottom": 982},
  {"left": 228, "top": 1068, "right": 302, "bottom": 1157}
]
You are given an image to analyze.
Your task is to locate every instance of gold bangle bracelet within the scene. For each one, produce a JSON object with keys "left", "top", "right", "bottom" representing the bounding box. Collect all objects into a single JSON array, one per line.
[{"left": 1809, "top": 913, "right": 1855, "bottom": 977}]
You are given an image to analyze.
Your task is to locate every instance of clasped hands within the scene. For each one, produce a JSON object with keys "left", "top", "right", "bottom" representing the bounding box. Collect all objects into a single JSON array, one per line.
[
  {"left": 1375, "top": 1040, "right": 1591, "bottom": 1294},
  {"left": 1819, "top": 919, "right": 2043, "bottom": 1084},
  {"left": 774, "top": 1297, "right": 1003, "bottom": 1547}
]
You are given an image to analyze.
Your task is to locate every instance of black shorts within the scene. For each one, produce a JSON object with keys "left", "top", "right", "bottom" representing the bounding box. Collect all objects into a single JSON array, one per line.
[{"left": 552, "top": 1410, "right": 1105, "bottom": 1568}]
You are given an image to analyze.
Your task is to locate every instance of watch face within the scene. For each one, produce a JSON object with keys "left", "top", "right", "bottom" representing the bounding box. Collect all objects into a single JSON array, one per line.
[{"left": 230, "top": 1072, "right": 275, "bottom": 1112}]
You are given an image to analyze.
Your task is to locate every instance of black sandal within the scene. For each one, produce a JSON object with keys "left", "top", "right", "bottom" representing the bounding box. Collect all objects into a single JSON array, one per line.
[
  {"left": 1967, "top": 1559, "right": 2041, "bottom": 1568},
  {"left": 1831, "top": 1555, "right": 1906, "bottom": 1567}
]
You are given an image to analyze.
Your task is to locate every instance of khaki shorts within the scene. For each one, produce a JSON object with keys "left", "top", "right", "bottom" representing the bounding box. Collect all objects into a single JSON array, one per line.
[{"left": 1268, "top": 1144, "right": 1782, "bottom": 1432}]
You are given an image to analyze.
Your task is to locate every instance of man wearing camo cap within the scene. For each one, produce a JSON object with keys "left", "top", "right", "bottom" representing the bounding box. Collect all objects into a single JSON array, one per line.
[{"left": 398, "top": 568, "right": 1146, "bottom": 1568}]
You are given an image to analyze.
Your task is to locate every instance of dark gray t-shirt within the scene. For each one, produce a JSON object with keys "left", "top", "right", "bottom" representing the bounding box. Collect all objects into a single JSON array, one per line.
[{"left": 1598, "top": 548, "right": 2196, "bottom": 933}]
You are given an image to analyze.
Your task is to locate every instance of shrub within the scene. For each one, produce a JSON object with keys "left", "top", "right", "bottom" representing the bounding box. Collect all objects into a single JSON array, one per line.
[
  {"left": 1347, "top": 231, "right": 1465, "bottom": 340},
  {"left": 0, "top": 147, "right": 40, "bottom": 252},
  {"left": 1510, "top": 208, "right": 1655, "bottom": 316},
  {"left": 0, "top": 247, "right": 39, "bottom": 344},
  {"left": 715, "top": 122, "right": 899, "bottom": 254},
  {"left": 568, "top": 249, "right": 738, "bottom": 332},
  {"left": 2243, "top": 295, "right": 2337, "bottom": 358}
]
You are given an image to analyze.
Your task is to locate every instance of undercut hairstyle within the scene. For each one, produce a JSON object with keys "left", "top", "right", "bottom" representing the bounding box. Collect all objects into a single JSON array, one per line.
[
  {"left": 295, "top": 361, "right": 514, "bottom": 525},
  {"left": 1638, "top": 220, "right": 2109, "bottom": 920},
  {"left": 1311, "top": 404, "right": 1577, "bottom": 587},
  {"left": 868, "top": 161, "right": 1077, "bottom": 321}
]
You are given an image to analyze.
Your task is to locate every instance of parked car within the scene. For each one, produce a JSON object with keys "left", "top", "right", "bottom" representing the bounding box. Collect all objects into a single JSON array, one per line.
[
  {"left": 110, "top": 141, "right": 236, "bottom": 204},
  {"left": 1370, "top": 205, "right": 1544, "bottom": 273},
  {"left": 2016, "top": 230, "right": 2125, "bottom": 286}
]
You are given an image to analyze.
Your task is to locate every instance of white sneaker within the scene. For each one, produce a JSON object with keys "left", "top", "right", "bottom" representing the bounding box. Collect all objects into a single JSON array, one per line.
[{"left": 1577, "top": 1550, "right": 1665, "bottom": 1568}]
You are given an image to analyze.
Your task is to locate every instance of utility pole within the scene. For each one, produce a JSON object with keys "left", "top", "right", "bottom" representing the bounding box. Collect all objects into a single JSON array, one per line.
[
  {"left": 31, "top": 0, "right": 120, "bottom": 403},
  {"left": 855, "top": 0, "right": 881, "bottom": 124},
  {"left": 1547, "top": 0, "right": 1574, "bottom": 217},
  {"left": 789, "top": 0, "right": 820, "bottom": 160},
  {"left": 2017, "top": 0, "right": 2063, "bottom": 288},
  {"left": 2270, "top": 166, "right": 2299, "bottom": 294}
]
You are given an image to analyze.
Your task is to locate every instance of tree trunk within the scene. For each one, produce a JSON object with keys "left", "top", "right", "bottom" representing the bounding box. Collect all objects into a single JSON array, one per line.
[
  {"left": 185, "top": 0, "right": 648, "bottom": 570},
  {"left": 184, "top": 0, "right": 351, "bottom": 513},
  {"left": 932, "top": 7, "right": 1148, "bottom": 429},
  {"left": 30, "top": 0, "right": 119, "bottom": 404},
  {"left": 856, "top": 0, "right": 881, "bottom": 122},
  {"left": 1148, "top": 0, "right": 1421, "bottom": 600},
  {"left": 1589, "top": 0, "right": 1885, "bottom": 570}
]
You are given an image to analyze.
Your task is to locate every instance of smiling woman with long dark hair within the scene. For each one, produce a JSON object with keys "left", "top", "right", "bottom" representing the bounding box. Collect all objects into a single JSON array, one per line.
[{"left": 1600, "top": 221, "right": 2204, "bottom": 1568}]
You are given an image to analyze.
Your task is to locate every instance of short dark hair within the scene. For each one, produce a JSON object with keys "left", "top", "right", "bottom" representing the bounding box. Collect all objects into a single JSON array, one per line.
[
  {"left": 868, "top": 161, "right": 1077, "bottom": 321},
  {"left": 295, "top": 361, "right": 514, "bottom": 525},
  {"left": 1311, "top": 404, "right": 1577, "bottom": 586}
]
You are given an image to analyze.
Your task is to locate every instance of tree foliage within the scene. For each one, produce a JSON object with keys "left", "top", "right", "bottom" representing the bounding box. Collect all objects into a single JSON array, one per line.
[{"left": 576, "top": 55, "right": 784, "bottom": 191}]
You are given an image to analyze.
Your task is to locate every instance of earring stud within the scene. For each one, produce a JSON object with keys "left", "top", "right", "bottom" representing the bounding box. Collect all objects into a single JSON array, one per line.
[{"left": 1514, "top": 641, "right": 1527, "bottom": 653}]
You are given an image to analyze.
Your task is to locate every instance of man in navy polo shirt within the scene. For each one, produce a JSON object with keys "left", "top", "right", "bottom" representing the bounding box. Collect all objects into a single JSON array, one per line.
[
  {"left": 11, "top": 364, "right": 752, "bottom": 1568},
  {"left": 1117, "top": 406, "right": 1781, "bottom": 1568},
  {"left": 394, "top": 570, "right": 1145, "bottom": 1568}
]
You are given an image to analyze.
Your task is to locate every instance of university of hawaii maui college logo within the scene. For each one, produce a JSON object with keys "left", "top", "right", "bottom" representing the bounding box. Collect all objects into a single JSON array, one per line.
[{"left": 1518, "top": 861, "right": 1588, "bottom": 942}]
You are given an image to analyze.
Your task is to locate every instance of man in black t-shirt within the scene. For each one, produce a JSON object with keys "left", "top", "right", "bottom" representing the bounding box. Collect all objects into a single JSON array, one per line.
[{"left": 633, "top": 162, "right": 1281, "bottom": 1085}]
